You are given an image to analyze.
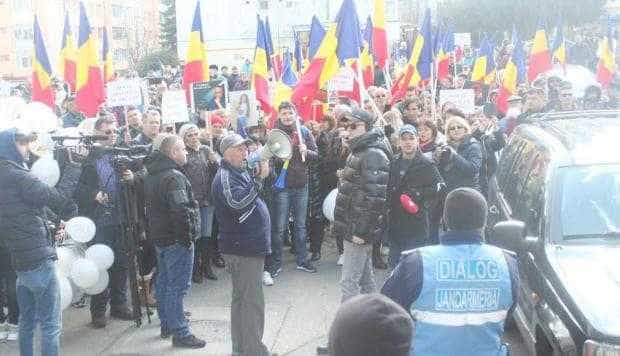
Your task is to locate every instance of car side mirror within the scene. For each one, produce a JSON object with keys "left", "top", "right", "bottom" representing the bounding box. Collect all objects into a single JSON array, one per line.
[{"left": 491, "top": 220, "right": 527, "bottom": 253}]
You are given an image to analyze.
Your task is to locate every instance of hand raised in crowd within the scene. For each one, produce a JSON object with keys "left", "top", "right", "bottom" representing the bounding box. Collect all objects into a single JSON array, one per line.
[
  {"left": 299, "top": 143, "right": 308, "bottom": 157},
  {"left": 54, "top": 221, "right": 67, "bottom": 242},
  {"left": 351, "top": 235, "right": 365, "bottom": 245},
  {"left": 95, "top": 191, "right": 109, "bottom": 204},
  {"left": 123, "top": 130, "right": 132, "bottom": 145}
]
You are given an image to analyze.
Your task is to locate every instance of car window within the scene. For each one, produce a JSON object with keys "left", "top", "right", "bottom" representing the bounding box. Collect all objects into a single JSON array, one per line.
[
  {"left": 498, "top": 138, "right": 537, "bottom": 215},
  {"left": 516, "top": 152, "right": 549, "bottom": 237}
]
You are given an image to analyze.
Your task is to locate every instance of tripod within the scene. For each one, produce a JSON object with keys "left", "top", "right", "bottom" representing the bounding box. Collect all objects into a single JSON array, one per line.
[{"left": 118, "top": 178, "right": 152, "bottom": 327}]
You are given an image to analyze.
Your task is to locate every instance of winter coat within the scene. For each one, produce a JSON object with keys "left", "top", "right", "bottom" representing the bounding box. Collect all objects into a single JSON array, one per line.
[
  {"left": 0, "top": 129, "right": 77, "bottom": 271},
  {"left": 274, "top": 122, "right": 318, "bottom": 189},
  {"left": 387, "top": 151, "right": 443, "bottom": 242},
  {"left": 333, "top": 128, "right": 392, "bottom": 245},
  {"left": 211, "top": 160, "right": 271, "bottom": 257},
  {"left": 439, "top": 135, "right": 483, "bottom": 192},
  {"left": 183, "top": 145, "right": 218, "bottom": 207},
  {"left": 472, "top": 129, "right": 506, "bottom": 197},
  {"left": 143, "top": 151, "right": 200, "bottom": 247}
]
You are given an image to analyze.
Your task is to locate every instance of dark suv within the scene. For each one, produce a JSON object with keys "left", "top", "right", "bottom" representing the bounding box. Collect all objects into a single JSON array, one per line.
[{"left": 487, "top": 111, "right": 620, "bottom": 356}]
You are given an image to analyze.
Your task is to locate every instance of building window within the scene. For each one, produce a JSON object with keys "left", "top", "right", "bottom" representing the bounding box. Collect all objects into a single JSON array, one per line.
[
  {"left": 18, "top": 56, "right": 30, "bottom": 69},
  {"left": 113, "top": 48, "right": 129, "bottom": 62},
  {"left": 112, "top": 5, "right": 127, "bottom": 18},
  {"left": 0, "top": 55, "right": 10, "bottom": 62},
  {"left": 112, "top": 27, "right": 127, "bottom": 40},
  {"left": 14, "top": 26, "right": 33, "bottom": 41},
  {"left": 259, "top": 1, "right": 268, "bottom": 10}
]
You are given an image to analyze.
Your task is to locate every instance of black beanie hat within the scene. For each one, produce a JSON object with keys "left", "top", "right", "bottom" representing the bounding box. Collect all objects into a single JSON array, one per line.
[
  {"left": 443, "top": 187, "right": 488, "bottom": 231},
  {"left": 328, "top": 294, "right": 413, "bottom": 356}
]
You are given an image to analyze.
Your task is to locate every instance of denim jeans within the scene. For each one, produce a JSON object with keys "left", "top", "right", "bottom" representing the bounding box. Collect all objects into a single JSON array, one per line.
[
  {"left": 270, "top": 186, "right": 309, "bottom": 268},
  {"left": 199, "top": 206, "right": 215, "bottom": 239},
  {"left": 155, "top": 243, "right": 194, "bottom": 338},
  {"left": 16, "top": 259, "right": 61, "bottom": 356},
  {"left": 89, "top": 225, "right": 129, "bottom": 317}
]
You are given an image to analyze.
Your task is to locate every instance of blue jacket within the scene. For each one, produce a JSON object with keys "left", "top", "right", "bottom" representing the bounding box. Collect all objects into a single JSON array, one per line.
[
  {"left": 211, "top": 160, "right": 271, "bottom": 256},
  {"left": 440, "top": 136, "right": 483, "bottom": 192},
  {"left": 382, "top": 230, "right": 519, "bottom": 356},
  {"left": 0, "top": 129, "right": 77, "bottom": 271}
]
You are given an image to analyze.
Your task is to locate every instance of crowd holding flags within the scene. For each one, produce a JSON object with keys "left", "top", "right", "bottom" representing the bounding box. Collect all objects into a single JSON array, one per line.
[{"left": 26, "top": 0, "right": 619, "bottom": 119}]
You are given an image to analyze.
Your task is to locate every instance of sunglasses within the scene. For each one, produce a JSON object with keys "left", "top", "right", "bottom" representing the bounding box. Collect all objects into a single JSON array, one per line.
[
  {"left": 186, "top": 132, "right": 199, "bottom": 137},
  {"left": 448, "top": 125, "right": 465, "bottom": 132},
  {"left": 346, "top": 122, "right": 360, "bottom": 131},
  {"left": 103, "top": 129, "right": 116, "bottom": 135}
]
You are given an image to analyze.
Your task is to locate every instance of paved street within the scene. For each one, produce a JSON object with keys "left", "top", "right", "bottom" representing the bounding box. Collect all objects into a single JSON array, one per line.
[{"left": 1, "top": 238, "right": 528, "bottom": 355}]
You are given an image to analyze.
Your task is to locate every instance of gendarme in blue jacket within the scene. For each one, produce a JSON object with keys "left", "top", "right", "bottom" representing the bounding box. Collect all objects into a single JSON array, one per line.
[
  {"left": 382, "top": 230, "right": 519, "bottom": 356},
  {"left": 211, "top": 159, "right": 271, "bottom": 257}
]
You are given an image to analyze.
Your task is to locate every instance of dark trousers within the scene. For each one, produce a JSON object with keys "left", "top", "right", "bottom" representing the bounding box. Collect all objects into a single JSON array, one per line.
[
  {"left": 0, "top": 248, "right": 19, "bottom": 324},
  {"left": 309, "top": 218, "right": 325, "bottom": 254},
  {"left": 90, "top": 225, "right": 129, "bottom": 317}
]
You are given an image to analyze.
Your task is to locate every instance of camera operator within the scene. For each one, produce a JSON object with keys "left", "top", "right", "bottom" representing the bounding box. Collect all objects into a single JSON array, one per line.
[
  {"left": 117, "top": 106, "right": 143, "bottom": 146},
  {"left": 0, "top": 128, "right": 77, "bottom": 356},
  {"left": 75, "top": 117, "right": 135, "bottom": 328},
  {"left": 133, "top": 108, "right": 161, "bottom": 146},
  {"left": 143, "top": 134, "right": 205, "bottom": 348}
]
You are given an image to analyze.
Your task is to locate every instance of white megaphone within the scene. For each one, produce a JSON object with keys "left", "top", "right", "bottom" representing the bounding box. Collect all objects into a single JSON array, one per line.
[{"left": 247, "top": 129, "right": 293, "bottom": 168}]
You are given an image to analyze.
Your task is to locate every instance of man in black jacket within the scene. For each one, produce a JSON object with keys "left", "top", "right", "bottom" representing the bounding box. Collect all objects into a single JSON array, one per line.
[
  {"left": 75, "top": 117, "right": 134, "bottom": 328},
  {"left": 143, "top": 134, "right": 205, "bottom": 349},
  {"left": 387, "top": 125, "right": 443, "bottom": 269},
  {"left": 334, "top": 109, "right": 392, "bottom": 302},
  {"left": 0, "top": 128, "right": 77, "bottom": 356}
]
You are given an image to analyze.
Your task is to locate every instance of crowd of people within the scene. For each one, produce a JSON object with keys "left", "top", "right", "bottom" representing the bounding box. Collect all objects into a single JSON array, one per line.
[{"left": 0, "top": 55, "right": 618, "bottom": 356}]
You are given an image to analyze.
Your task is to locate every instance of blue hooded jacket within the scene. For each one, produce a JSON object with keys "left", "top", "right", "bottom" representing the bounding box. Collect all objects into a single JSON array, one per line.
[{"left": 0, "top": 129, "right": 77, "bottom": 271}]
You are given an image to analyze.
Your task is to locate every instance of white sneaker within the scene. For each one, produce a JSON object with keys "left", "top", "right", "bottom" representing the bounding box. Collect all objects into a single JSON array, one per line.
[
  {"left": 337, "top": 254, "right": 344, "bottom": 266},
  {"left": 262, "top": 271, "right": 274, "bottom": 286},
  {"left": 6, "top": 323, "right": 17, "bottom": 341},
  {"left": 0, "top": 322, "right": 7, "bottom": 341}
]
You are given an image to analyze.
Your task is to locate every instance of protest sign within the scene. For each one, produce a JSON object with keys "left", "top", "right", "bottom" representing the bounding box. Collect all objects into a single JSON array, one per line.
[
  {"left": 327, "top": 67, "right": 355, "bottom": 92},
  {"left": 228, "top": 90, "right": 258, "bottom": 130},
  {"left": 161, "top": 90, "right": 189, "bottom": 124},
  {"left": 106, "top": 79, "right": 143, "bottom": 107},
  {"left": 439, "top": 89, "right": 476, "bottom": 114},
  {"left": 454, "top": 33, "right": 472, "bottom": 48},
  {"left": 192, "top": 81, "right": 227, "bottom": 111}
]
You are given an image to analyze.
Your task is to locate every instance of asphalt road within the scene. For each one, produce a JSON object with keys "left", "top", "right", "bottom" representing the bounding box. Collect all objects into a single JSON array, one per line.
[{"left": 1, "top": 238, "right": 530, "bottom": 355}]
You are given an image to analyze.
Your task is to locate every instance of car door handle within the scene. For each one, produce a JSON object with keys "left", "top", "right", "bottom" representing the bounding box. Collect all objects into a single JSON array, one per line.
[{"left": 489, "top": 205, "right": 499, "bottom": 215}]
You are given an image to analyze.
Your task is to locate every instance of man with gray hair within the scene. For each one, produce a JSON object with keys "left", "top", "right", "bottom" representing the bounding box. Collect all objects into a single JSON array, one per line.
[{"left": 143, "top": 135, "right": 205, "bottom": 348}]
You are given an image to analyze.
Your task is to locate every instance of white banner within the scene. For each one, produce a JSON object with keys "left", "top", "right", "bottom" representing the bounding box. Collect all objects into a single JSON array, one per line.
[
  {"left": 439, "top": 89, "right": 476, "bottom": 114},
  {"left": 328, "top": 66, "right": 355, "bottom": 92},
  {"left": 161, "top": 90, "right": 189, "bottom": 124},
  {"left": 454, "top": 33, "right": 472, "bottom": 49},
  {"left": 106, "top": 79, "right": 143, "bottom": 107}
]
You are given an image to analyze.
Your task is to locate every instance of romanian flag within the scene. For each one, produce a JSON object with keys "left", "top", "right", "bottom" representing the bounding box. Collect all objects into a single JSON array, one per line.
[
  {"left": 390, "top": 9, "right": 432, "bottom": 102},
  {"left": 497, "top": 30, "right": 526, "bottom": 114},
  {"left": 335, "top": 0, "right": 363, "bottom": 104},
  {"left": 551, "top": 21, "right": 566, "bottom": 70},
  {"left": 371, "top": 0, "right": 388, "bottom": 69},
  {"left": 75, "top": 2, "right": 104, "bottom": 117},
  {"left": 102, "top": 28, "right": 114, "bottom": 84},
  {"left": 264, "top": 17, "right": 282, "bottom": 80},
  {"left": 361, "top": 16, "right": 375, "bottom": 88},
  {"left": 58, "top": 13, "right": 76, "bottom": 93},
  {"left": 596, "top": 24, "right": 616, "bottom": 87},
  {"left": 32, "top": 16, "right": 54, "bottom": 108},
  {"left": 512, "top": 26, "right": 527, "bottom": 84},
  {"left": 274, "top": 52, "right": 298, "bottom": 111},
  {"left": 437, "top": 26, "right": 454, "bottom": 81},
  {"left": 291, "top": 24, "right": 339, "bottom": 120},
  {"left": 182, "top": 1, "right": 209, "bottom": 103},
  {"left": 471, "top": 37, "right": 495, "bottom": 84},
  {"left": 308, "top": 16, "right": 326, "bottom": 61},
  {"left": 252, "top": 16, "right": 272, "bottom": 116},
  {"left": 527, "top": 26, "right": 552, "bottom": 82}
]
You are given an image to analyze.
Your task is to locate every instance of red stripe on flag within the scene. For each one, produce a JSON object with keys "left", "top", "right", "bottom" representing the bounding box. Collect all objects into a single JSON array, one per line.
[
  {"left": 76, "top": 66, "right": 104, "bottom": 117},
  {"left": 183, "top": 60, "right": 207, "bottom": 103},
  {"left": 292, "top": 58, "right": 327, "bottom": 121},
  {"left": 64, "top": 60, "right": 76, "bottom": 93},
  {"left": 372, "top": 28, "right": 388, "bottom": 68},
  {"left": 32, "top": 74, "right": 54, "bottom": 108},
  {"left": 597, "top": 62, "right": 614, "bottom": 87},
  {"left": 527, "top": 51, "right": 552, "bottom": 82},
  {"left": 253, "top": 73, "right": 272, "bottom": 114}
]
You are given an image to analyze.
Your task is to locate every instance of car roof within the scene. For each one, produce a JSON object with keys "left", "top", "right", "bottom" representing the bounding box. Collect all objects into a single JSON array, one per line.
[{"left": 518, "top": 111, "right": 620, "bottom": 166}]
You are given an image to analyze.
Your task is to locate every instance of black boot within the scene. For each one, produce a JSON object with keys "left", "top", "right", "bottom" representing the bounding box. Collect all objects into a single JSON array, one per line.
[
  {"left": 192, "top": 242, "right": 203, "bottom": 284},
  {"left": 372, "top": 243, "right": 388, "bottom": 270},
  {"left": 210, "top": 238, "right": 226, "bottom": 268},
  {"left": 203, "top": 240, "right": 218, "bottom": 280}
]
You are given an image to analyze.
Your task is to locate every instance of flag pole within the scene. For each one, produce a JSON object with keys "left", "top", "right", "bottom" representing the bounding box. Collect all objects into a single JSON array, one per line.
[{"left": 431, "top": 55, "right": 438, "bottom": 123}]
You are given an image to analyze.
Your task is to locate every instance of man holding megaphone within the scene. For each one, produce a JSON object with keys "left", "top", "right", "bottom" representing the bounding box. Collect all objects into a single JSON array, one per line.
[{"left": 266, "top": 101, "right": 320, "bottom": 281}]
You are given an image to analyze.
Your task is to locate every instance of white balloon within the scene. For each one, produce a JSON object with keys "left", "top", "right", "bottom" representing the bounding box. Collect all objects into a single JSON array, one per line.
[
  {"left": 58, "top": 276, "right": 73, "bottom": 311},
  {"left": 70, "top": 258, "right": 100, "bottom": 289},
  {"left": 17, "top": 102, "right": 59, "bottom": 133},
  {"left": 83, "top": 271, "right": 109, "bottom": 295},
  {"left": 65, "top": 217, "right": 96, "bottom": 243},
  {"left": 322, "top": 188, "right": 338, "bottom": 222},
  {"left": 30, "top": 156, "right": 60, "bottom": 187},
  {"left": 546, "top": 64, "right": 598, "bottom": 98},
  {"left": 85, "top": 244, "right": 115, "bottom": 270},
  {"left": 56, "top": 246, "right": 78, "bottom": 277}
]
